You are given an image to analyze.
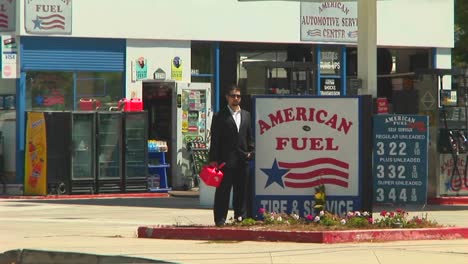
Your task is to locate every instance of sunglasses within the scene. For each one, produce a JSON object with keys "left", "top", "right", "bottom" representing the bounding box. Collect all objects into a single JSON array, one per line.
[{"left": 228, "top": 94, "right": 242, "bottom": 98}]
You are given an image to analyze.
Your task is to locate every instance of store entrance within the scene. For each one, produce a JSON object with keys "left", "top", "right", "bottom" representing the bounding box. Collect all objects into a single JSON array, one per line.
[{"left": 142, "top": 81, "right": 175, "bottom": 187}]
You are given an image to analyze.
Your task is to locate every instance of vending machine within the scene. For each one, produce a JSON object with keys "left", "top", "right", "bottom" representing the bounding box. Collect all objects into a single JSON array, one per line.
[
  {"left": 143, "top": 81, "right": 212, "bottom": 189},
  {"left": 175, "top": 82, "right": 212, "bottom": 189}
]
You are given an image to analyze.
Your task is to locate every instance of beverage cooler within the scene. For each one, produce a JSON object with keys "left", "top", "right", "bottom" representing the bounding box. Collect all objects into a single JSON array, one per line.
[
  {"left": 123, "top": 111, "right": 148, "bottom": 192},
  {"left": 96, "top": 112, "right": 123, "bottom": 193},
  {"left": 41, "top": 111, "right": 96, "bottom": 194},
  {"left": 27, "top": 110, "right": 148, "bottom": 195},
  {"left": 43, "top": 111, "right": 72, "bottom": 194},
  {"left": 71, "top": 112, "right": 97, "bottom": 193}
]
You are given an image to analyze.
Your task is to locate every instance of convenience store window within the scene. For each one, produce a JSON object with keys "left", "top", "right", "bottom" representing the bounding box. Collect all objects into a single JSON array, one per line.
[
  {"left": 25, "top": 71, "right": 123, "bottom": 111},
  {"left": 238, "top": 50, "right": 316, "bottom": 95},
  {"left": 191, "top": 42, "right": 214, "bottom": 84}
]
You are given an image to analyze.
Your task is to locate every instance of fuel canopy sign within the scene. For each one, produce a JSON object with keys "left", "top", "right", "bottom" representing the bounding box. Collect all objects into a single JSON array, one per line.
[
  {"left": 372, "top": 115, "right": 429, "bottom": 204},
  {"left": 253, "top": 96, "right": 369, "bottom": 216}
]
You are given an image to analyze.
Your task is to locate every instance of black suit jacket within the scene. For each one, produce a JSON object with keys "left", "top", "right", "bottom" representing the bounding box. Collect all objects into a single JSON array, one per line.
[{"left": 209, "top": 106, "right": 254, "bottom": 168}]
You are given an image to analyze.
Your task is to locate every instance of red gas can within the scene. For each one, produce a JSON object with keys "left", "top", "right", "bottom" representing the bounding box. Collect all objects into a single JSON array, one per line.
[
  {"left": 118, "top": 98, "right": 131, "bottom": 111},
  {"left": 118, "top": 98, "right": 143, "bottom": 111},
  {"left": 79, "top": 98, "right": 101, "bottom": 110},
  {"left": 199, "top": 163, "right": 226, "bottom": 187},
  {"left": 129, "top": 98, "right": 143, "bottom": 111}
]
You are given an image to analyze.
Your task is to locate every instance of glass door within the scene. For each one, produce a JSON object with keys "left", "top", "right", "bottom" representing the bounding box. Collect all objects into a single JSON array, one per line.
[
  {"left": 124, "top": 112, "right": 148, "bottom": 179},
  {"left": 97, "top": 112, "right": 122, "bottom": 180},
  {"left": 71, "top": 112, "right": 96, "bottom": 180}
]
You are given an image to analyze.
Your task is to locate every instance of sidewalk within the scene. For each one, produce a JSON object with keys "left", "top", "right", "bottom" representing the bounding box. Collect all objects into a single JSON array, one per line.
[{"left": 1, "top": 194, "right": 467, "bottom": 264}]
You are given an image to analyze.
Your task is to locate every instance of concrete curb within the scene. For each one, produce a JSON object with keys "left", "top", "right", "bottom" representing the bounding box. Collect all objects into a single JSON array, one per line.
[
  {"left": 137, "top": 226, "right": 468, "bottom": 243},
  {"left": 0, "top": 249, "right": 170, "bottom": 264},
  {"left": 0, "top": 192, "right": 170, "bottom": 200}
]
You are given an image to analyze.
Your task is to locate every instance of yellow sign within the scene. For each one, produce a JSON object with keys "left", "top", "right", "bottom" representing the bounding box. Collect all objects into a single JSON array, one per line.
[
  {"left": 171, "top": 56, "right": 183, "bottom": 81},
  {"left": 24, "top": 112, "right": 47, "bottom": 195}
]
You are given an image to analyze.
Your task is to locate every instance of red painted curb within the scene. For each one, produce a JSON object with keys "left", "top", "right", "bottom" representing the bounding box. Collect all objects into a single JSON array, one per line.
[
  {"left": 137, "top": 226, "right": 468, "bottom": 243},
  {"left": 428, "top": 197, "right": 468, "bottom": 205},
  {"left": 0, "top": 193, "right": 170, "bottom": 200},
  {"left": 321, "top": 227, "right": 468, "bottom": 243}
]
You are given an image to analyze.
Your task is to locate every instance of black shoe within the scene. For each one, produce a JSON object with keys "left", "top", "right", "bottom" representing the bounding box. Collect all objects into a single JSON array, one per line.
[{"left": 215, "top": 221, "right": 225, "bottom": 227}]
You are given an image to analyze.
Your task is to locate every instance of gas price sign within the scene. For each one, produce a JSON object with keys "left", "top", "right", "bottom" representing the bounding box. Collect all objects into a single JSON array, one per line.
[{"left": 373, "top": 115, "right": 428, "bottom": 204}]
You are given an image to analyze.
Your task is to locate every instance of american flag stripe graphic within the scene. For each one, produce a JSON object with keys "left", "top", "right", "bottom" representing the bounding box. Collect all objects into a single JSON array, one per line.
[
  {"left": 348, "top": 31, "right": 358, "bottom": 38},
  {"left": 278, "top": 157, "right": 348, "bottom": 169},
  {"left": 285, "top": 178, "right": 348, "bottom": 188},
  {"left": 279, "top": 158, "right": 349, "bottom": 188},
  {"left": 0, "top": 13, "right": 8, "bottom": 28},
  {"left": 39, "top": 14, "right": 66, "bottom": 30},
  {"left": 307, "top": 29, "right": 321, "bottom": 37},
  {"left": 285, "top": 168, "right": 349, "bottom": 180}
]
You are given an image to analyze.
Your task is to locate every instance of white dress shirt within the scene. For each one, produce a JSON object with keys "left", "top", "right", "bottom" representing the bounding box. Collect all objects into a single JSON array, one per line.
[{"left": 228, "top": 106, "right": 241, "bottom": 132}]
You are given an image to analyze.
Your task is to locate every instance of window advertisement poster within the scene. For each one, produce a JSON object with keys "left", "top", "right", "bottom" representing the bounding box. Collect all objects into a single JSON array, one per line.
[
  {"left": 171, "top": 56, "right": 183, "bottom": 81},
  {"left": 320, "top": 78, "right": 341, "bottom": 96},
  {"left": 439, "top": 154, "right": 468, "bottom": 196},
  {"left": 301, "top": 1, "right": 357, "bottom": 43},
  {"left": 135, "top": 57, "right": 148, "bottom": 81},
  {"left": 0, "top": 0, "right": 16, "bottom": 32},
  {"left": 24, "top": 112, "right": 47, "bottom": 195},
  {"left": 25, "top": 0, "right": 72, "bottom": 34},
  {"left": 319, "top": 47, "right": 341, "bottom": 75},
  {"left": 1, "top": 34, "right": 18, "bottom": 79},
  {"left": 373, "top": 115, "right": 429, "bottom": 204},
  {"left": 254, "top": 96, "right": 365, "bottom": 216}
]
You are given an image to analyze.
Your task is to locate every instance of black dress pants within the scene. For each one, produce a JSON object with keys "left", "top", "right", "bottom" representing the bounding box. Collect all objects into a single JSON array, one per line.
[{"left": 213, "top": 165, "right": 248, "bottom": 224}]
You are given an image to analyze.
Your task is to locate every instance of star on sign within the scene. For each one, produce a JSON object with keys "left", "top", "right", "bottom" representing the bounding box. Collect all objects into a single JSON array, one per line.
[
  {"left": 261, "top": 159, "right": 289, "bottom": 188},
  {"left": 32, "top": 16, "right": 42, "bottom": 29},
  {"left": 444, "top": 180, "right": 451, "bottom": 191}
]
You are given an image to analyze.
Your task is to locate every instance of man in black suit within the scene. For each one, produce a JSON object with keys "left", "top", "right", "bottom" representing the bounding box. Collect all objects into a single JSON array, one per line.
[{"left": 209, "top": 84, "right": 254, "bottom": 227}]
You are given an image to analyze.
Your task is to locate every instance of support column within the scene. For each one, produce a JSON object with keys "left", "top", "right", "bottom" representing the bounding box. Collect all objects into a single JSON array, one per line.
[
  {"left": 433, "top": 48, "right": 452, "bottom": 91},
  {"left": 357, "top": 0, "right": 377, "bottom": 98}
]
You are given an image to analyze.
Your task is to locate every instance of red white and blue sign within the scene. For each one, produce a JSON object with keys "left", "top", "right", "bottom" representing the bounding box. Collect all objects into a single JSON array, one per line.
[
  {"left": 25, "top": 0, "right": 72, "bottom": 34},
  {"left": 253, "top": 96, "right": 370, "bottom": 216}
]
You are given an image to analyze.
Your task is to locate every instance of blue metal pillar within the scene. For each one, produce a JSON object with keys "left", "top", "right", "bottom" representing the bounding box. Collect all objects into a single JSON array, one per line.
[
  {"left": 341, "top": 46, "right": 347, "bottom": 96},
  {"left": 15, "top": 72, "right": 26, "bottom": 184}
]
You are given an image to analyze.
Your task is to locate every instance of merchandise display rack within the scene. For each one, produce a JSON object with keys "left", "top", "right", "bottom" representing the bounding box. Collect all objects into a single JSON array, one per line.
[
  {"left": 187, "top": 140, "right": 209, "bottom": 187},
  {"left": 147, "top": 140, "right": 171, "bottom": 193}
]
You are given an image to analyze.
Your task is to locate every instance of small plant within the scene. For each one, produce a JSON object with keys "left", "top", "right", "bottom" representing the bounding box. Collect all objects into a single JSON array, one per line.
[
  {"left": 373, "top": 209, "right": 408, "bottom": 228},
  {"left": 313, "top": 184, "right": 326, "bottom": 214},
  {"left": 344, "top": 211, "right": 372, "bottom": 228}
]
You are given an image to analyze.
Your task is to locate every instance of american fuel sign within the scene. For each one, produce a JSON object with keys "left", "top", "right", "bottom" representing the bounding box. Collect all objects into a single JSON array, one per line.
[{"left": 253, "top": 96, "right": 372, "bottom": 216}]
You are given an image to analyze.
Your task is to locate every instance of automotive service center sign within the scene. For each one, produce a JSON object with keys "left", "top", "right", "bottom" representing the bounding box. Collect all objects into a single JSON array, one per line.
[{"left": 254, "top": 96, "right": 366, "bottom": 216}]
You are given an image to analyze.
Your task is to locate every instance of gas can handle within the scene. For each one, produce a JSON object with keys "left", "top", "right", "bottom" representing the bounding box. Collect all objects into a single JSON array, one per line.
[{"left": 218, "top": 162, "right": 226, "bottom": 169}]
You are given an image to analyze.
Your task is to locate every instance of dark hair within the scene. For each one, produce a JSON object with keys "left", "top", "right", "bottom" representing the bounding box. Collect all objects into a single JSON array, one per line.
[{"left": 225, "top": 84, "right": 241, "bottom": 95}]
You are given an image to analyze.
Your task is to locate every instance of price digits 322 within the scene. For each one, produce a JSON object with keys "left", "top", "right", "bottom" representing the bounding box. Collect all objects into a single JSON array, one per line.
[{"left": 376, "top": 141, "right": 406, "bottom": 156}]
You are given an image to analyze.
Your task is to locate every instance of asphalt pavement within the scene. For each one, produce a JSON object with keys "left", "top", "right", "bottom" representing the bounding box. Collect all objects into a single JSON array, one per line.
[{"left": 0, "top": 193, "right": 467, "bottom": 264}]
